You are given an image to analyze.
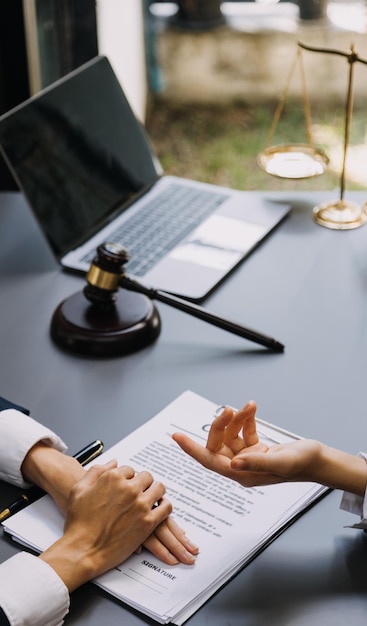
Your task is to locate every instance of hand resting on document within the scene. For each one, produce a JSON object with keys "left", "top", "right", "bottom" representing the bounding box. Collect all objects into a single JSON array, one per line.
[{"left": 21, "top": 443, "right": 199, "bottom": 594}]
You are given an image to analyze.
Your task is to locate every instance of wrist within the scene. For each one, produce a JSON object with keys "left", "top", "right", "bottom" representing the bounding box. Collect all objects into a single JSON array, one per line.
[
  {"left": 318, "top": 445, "right": 367, "bottom": 496},
  {"left": 40, "top": 534, "right": 97, "bottom": 592},
  {"left": 22, "top": 443, "right": 85, "bottom": 512}
]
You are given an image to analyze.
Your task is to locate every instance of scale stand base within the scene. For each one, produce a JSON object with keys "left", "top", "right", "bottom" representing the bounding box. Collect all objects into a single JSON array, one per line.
[
  {"left": 313, "top": 199, "right": 367, "bottom": 230},
  {"left": 50, "top": 289, "right": 161, "bottom": 357}
]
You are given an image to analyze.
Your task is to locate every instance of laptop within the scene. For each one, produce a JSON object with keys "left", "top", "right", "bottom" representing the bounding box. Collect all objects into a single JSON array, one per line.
[{"left": 0, "top": 55, "right": 290, "bottom": 301}]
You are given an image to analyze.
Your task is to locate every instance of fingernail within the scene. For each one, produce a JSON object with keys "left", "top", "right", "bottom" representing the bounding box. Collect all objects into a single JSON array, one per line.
[
  {"left": 186, "top": 539, "right": 199, "bottom": 552},
  {"left": 231, "top": 459, "right": 245, "bottom": 469}
]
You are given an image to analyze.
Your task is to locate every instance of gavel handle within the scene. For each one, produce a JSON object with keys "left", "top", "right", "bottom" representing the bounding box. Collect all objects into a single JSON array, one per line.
[{"left": 120, "top": 276, "right": 284, "bottom": 353}]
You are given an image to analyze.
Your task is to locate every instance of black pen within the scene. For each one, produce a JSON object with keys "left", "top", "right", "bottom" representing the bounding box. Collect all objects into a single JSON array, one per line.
[{"left": 0, "top": 439, "right": 104, "bottom": 523}]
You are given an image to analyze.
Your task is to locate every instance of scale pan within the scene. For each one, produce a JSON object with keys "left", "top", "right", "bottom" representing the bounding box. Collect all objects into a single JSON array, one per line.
[{"left": 257, "top": 144, "right": 329, "bottom": 179}]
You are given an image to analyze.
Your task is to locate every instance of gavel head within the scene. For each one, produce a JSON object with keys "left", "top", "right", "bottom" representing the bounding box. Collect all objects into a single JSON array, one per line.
[
  {"left": 84, "top": 242, "right": 130, "bottom": 307},
  {"left": 51, "top": 241, "right": 161, "bottom": 355}
]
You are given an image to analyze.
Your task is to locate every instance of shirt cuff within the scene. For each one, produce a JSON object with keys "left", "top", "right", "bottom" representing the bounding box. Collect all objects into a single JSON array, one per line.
[
  {"left": 340, "top": 452, "right": 367, "bottom": 529},
  {"left": 0, "top": 410, "right": 67, "bottom": 487},
  {"left": 0, "top": 552, "right": 70, "bottom": 626}
]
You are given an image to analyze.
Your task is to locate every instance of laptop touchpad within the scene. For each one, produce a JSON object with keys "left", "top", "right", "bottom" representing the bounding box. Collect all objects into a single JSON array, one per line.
[{"left": 170, "top": 215, "right": 267, "bottom": 270}]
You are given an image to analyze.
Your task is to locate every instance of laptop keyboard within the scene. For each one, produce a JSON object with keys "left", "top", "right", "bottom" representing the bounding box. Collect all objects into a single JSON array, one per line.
[{"left": 81, "top": 183, "right": 229, "bottom": 276}]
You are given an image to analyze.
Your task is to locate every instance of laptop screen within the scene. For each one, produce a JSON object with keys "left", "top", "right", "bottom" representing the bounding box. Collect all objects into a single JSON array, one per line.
[{"left": 0, "top": 56, "right": 160, "bottom": 257}]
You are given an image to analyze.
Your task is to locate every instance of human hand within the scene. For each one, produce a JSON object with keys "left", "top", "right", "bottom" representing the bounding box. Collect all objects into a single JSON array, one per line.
[
  {"left": 24, "top": 444, "right": 198, "bottom": 567},
  {"left": 173, "top": 401, "right": 367, "bottom": 497},
  {"left": 40, "top": 460, "right": 173, "bottom": 591},
  {"left": 172, "top": 401, "right": 323, "bottom": 488},
  {"left": 142, "top": 516, "right": 198, "bottom": 565}
]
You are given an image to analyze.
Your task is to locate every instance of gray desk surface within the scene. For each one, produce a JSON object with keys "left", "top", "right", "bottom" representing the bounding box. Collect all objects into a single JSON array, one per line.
[{"left": 1, "top": 190, "right": 367, "bottom": 625}]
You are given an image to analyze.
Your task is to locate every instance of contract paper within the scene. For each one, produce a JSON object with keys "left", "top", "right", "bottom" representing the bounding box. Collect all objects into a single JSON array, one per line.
[{"left": 2, "top": 391, "right": 328, "bottom": 624}]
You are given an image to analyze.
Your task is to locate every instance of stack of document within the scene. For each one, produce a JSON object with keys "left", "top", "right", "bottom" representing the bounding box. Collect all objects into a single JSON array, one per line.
[{"left": 2, "top": 391, "right": 328, "bottom": 624}]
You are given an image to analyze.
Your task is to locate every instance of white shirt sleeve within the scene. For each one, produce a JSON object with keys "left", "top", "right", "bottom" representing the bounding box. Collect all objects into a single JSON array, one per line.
[
  {"left": 340, "top": 452, "right": 367, "bottom": 529},
  {"left": 0, "top": 409, "right": 67, "bottom": 487},
  {"left": 0, "top": 408, "right": 70, "bottom": 624},
  {"left": 0, "top": 552, "right": 70, "bottom": 626}
]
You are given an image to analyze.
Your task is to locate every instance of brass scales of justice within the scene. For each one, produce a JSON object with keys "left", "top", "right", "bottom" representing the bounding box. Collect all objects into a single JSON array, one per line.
[{"left": 257, "top": 41, "right": 367, "bottom": 230}]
